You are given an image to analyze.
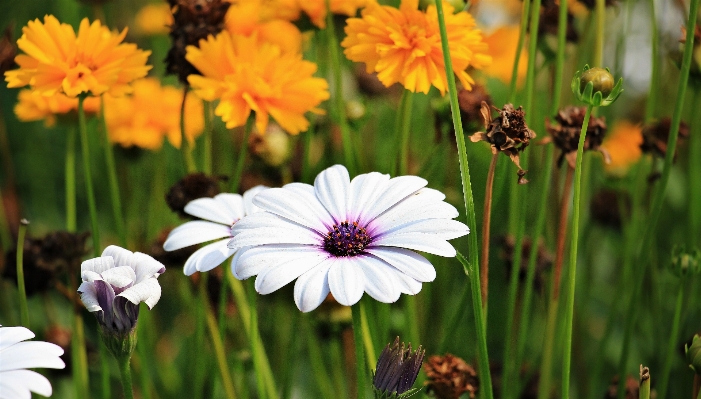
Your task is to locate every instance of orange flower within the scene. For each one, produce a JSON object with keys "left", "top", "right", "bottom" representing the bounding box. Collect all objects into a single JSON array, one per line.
[
  {"left": 225, "top": 0, "right": 302, "bottom": 53},
  {"left": 600, "top": 120, "right": 643, "bottom": 175},
  {"left": 5, "top": 15, "right": 151, "bottom": 97},
  {"left": 14, "top": 90, "right": 99, "bottom": 126},
  {"left": 342, "top": 0, "right": 491, "bottom": 94},
  {"left": 186, "top": 31, "right": 329, "bottom": 135},
  {"left": 298, "top": 0, "right": 370, "bottom": 28},
  {"left": 104, "top": 78, "right": 203, "bottom": 150},
  {"left": 135, "top": 4, "right": 173, "bottom": 36},
  {"left": 482, "top": 26, "right": 527, "bottom": 87}
]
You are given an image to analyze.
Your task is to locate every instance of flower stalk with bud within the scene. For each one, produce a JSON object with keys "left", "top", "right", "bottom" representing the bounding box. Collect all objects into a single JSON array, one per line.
[{"left": 372, "top": 337, "right": 425, "bottom": 399}]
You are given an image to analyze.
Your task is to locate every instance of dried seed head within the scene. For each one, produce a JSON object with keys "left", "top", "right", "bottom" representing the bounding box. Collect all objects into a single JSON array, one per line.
[
  {"left": 538, "top": 3, "right": 578, "bottom": 43},
  {"left": 545, "top": 106, "right": 609, "bottom": 168},
  {"left": 500, "top": 235, "right": 553, "bottom": 294},
  {"left": 0, "top": 26, "right": 16, "bottom": 75},
  {"left": 424, "top": 354, "right": 479, "bottom": 399},
  {"left": 640, "top": 117, "right": 689, "bottom": 159},
  {"left": 165, "top": 172, "right": 221, "bottom": 218},
  {"left": 470, "top": 102, "right": 536, "bottom": 183},
  {"left": 166, "top": 0, "right": 231, "bottom": 84},
  {"left": 604, "top": 375, "right": 638, "bottom": 399}
]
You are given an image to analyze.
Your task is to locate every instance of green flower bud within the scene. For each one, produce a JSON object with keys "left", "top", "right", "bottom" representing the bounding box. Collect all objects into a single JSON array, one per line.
[
  {"left": 571, "top": 64, "right": 623, "bottom": 107},
  {"left": 100, "top": 326, "right": 138, "bottom": 361},
  {"left": 670, "top": 245, "right": 701, "bottom": 277},
  {"left": 686, "top": 335, "right": 701, "bottom": 374}
]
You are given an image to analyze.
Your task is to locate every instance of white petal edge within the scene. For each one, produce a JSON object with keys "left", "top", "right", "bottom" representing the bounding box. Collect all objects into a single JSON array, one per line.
[
  {"left": 254, "top": 250, "right": 328, "bottom": 295},
  {"left": 132, "top": 252, "right": 166, "bottom": 283},
  {"left": 346, "top": 172, "right": 389, "bottom": 222},
  {"left": 253, "top": 187, "right": 333, "bottom": 233},
  {"left": 77, "top": 282, "right": 102, "bottom": 312},
  {"left": 102, "top": 245, "right": 135, "bottom": 268},
  {"left": 294, "top": 260, "right": 333, "bottom": 312},
  {"left": 313, "top": 165, "right": 350, "bottom": 223},
  {"left": 80, "top": 256, "right": 115, "bottom": 276},
  {"left": 355, "top": 255, "right": 401, "bottom": 303},
  {"left": 184, "top": 195, "right": 240, "bottom": 225},
  {"left": 380, "top": 219, "right": 470, "bottom": 241},
  {"left": 365, "top": 247, "right": 437, "bottom": 282},
  {"left": 99, "top": 266, "right": 136, "bottom": 289},
  {"left": 360, "top": 175, "right": 427, "bottom": 223},
  {"left": 0, "top": 327, "right": 34, "bottom": 351},
  {"left": 118, "top": 278, "right": 162, "bottom": 309},
  {"left": 0, "top": 341, "right": 65, "bottom": 371},
  {"left": 182, "top": 240, "right": 228, "bottom": 276},
  {"left": 0, "top": 369, "right": 53, "bottom": 398},
  {"left": 327, "top": 257, "right": 365, "bottom": 307},
  {"left": 163, "top": 221, "right": 231, "bottom": 251},
  {"left": 235, "top": 245, "right": 326, "bottom": 280},
  {"left": 228, "top": 226, "right": 320, "bottom": 251},
  {"left": 242, "top": 186, "right": 268, "bottom": 215},
  {"left": 371, "top": 233, "right": 457, "bottom": 257}
]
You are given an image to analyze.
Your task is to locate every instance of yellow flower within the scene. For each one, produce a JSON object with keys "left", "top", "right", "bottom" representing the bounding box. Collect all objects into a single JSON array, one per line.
[
  {"left": 135, "top": 4, "right": 173, "bottom": 36},
  {"left": 482, "top": 26, "right": 527, "bottom": 87},
  {"left": 14, "top": 89, "right": 99, "bottom": 126},
  {"left": 341, "top": 0, "right": 491, "bottom": 94},
  {"left": 225, "top": 0, "right": 303, "bottom": 53},
  {"left": 186, "top": 31, "right": 329, "bottom": 135},
  {"left": 600, "top": 120, "right": 643, "bottom": 175},
  {"left": 104, "top": 78, "right": 203, "bottom": 150},
  {"left": 5, "top": 15, "right": 151, "bottom": 97},
  {"left": 298, "top": 0, "right": 370, "bottom": 28}
]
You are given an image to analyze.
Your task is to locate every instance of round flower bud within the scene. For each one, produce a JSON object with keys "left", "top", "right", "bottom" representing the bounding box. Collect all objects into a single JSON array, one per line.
[
  {"left": 671, "top": 245, "right": 701, "bottom": 277},
  {"left": 579, "top": 67, "right": 615, "bottom": 98},
  {"left": 686, "top": 334, "right": 701, "bottom": 374}
]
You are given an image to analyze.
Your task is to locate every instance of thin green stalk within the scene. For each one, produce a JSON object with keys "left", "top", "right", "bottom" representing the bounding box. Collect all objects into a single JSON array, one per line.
[
  {"left": 65, "top": 126, "right": 77, "bottom": 232},
  {"left": 231, "top": 118, "right": 254, "bottom": 193},
  {"left": 351, "top": 303, "right": 367, "bottom": 399},
  {"left": 100, "top": 98, "right": 127, "bottom": 247},
  {"left": 16, "top": 219, "right": 29, "bottom": 327},
  {"left": 398, "top": 90, "right": 414, "bottom": 175},
  {"left": 562, "top": 104, "right": 594, "bottom": 399},
  {"left": 657, "top": 280, "right": 685, "bottom": 399},
  {"left": 594, "top": 0, "right": 605, "bottom": 68},
  {"left": 435, "top": 0, "right": 493, "bottom": 397},
  {"left": 359, "top": 300, "right": 378, "bottom": 371},
  {"left": 537, "top": 300, "right": 559, "bottom": 399},
  {"left": 73, "top": 312, "right": 90, "bottom": 399},
  {"left": 640, "top": 367, "right": 651, "bottom": 399},
  {"left": 524, "top": 0, "right": 543, "bottom": 113},
  {"left": 305, "top": 319, "right": 336, "bottom": 398},
  {"left": 78, "top": 96, "right": 101, "bottom": 257},
  {"left": 480, "top": 153, "right": 498, "bottom": 312},
  {"left": 550, "top": 0, "right": 568, "bottom": 117},
  {"left": 200, "top": 281, "right": 238, "bottom": 399},
  {"left": 644, "top": 0, "right": 658, "bottom": 122},
  {"left": 246, "top": 281, "right": 268, "bottom": 399},
  {"left": 689, "top": 88, "right": 701, "bottom": 243},
  {"left": 203, "top": 101, "right": 212, "bottom": 175},
  {"left": 100, "top": 341, "right": 112, "bottom": 399},
  {"left": 509, "top": 0, "right": 532, "bottom": 103},
  {"left": 217, "top": 271, "right": 229, "bottom": 337},
  {"left": 180, "top": 85, "right": 197, "bottom": 174},
  {"left": 193, "top": 277, "right": 207, "bottom": 399},
  {"left": 117, "top": 355, "right": 135, "bottom": 399},
  {"left": 326, "top": 6, "right": 356, "bottom": 175},
  {"left": 617, "top": 1, "right": 699, "bottom": 395}
]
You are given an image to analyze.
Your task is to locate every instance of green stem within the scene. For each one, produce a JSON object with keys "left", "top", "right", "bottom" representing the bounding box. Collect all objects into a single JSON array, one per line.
[
  {"left": 326, "top": 6, "right": 356, "bottom": 175},
  {"left": 689, "top": 88, "right": 701, "bottom": 244},
  {"left": 480, "top": 153, "right": 498, "bottom": 312},
  {"left": 657, "top": 280, "right": 685, "bottom": 399},
  {"left": 16, "top": 219, "right": 29, "bottom": 327},
  {"left": 398, "top": 90, "right": 414, "bottom": 175},
  {"left": 359, "top": 300, "right": 378, "bottom": 371},
  {"left": 434, "top": 0, "right": 493, "bottom": 397},
  {"left": 200, "top": 281, "right": 238, "bottom": 399},
  {"left": 509, "top": 0, "right": 532, "bottom": 103},
  {"left": 247, "top": 281, "right": 268, "bottom": 399},
  {"left": 524, "top": 0, "right": 543, "bottom": 114},
  {"left": 639, "top": 367, "right": 650, "bottom": 399},
  {"left": 100, "top": 340, "right": 112, "bottom": 399},
  {"left": 78, "top": 96, "right": 101, "bottom": 257},
  {"left": 203, "top": 101, "right": 212, "bottom": 175},
  {"left": 231, "top": 118, "right": 254, "bottom": 193},
  {"left": 644, "top": 0, "right": 658, "bottom": 122},
  {"left": 100, "top": 98, "right": 127, "bottom": 247},
  {"left": 351, "top": 303, "right": 367, "bottom": 399},
  {"left": 536, "top": 298, "right": 559, "bottom": 399},
  {"left": 72, "top": 309, "right": 90, "bottom": 399},
  {"left": 550, "top": 0, "right": 568, "bottom": 117},
  {"left": 594, "top": 0, "right": 605, "bottom": 68},
  {"left": 117, "top": 354, "right": 135, "bottom": 399},
  {"left": 65, "top": 126, "right": 77, "bottom": 232},
  {"left": 180, "top": 85, "right": 197, "bottom": 174}
]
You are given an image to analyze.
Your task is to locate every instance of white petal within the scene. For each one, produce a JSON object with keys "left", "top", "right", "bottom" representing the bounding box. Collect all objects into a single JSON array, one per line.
[
  {"left": 80, "top": 256, "right": 115, "bottom": 275},
  {"left": 235, "top": 245, "right": 326, "bottom": 280},
  {"left": 184, "top": 195, "right": 240, "bottom": 225},
  {"left": 294, "top": 260, "right": 333, "bottom": 312},
  {"left": 371, "top": 233, "right": 457, "bottom": 257},
  {"left": 80, "top": 270, "right": 103, "bottom": 283},
  {"left": 313, "top": 165, "right": 350, "bottom": 222},
  {"left": 242, "top": 186, "right": 267, "bottom": 215},
  {"left": 327, "top": 257, "right": 365, "bottom": 307},
  {"left": 197, "top": 243, "right": 236, "bottom": 273},
  {"left": 361, "top": 175, "right": 427, "bottom": 223},
  {"left": 102, "top": 245, "right": 136, "bottom": 268},
  {"left": 232, "top": 212, "right": 311, "bottom": 233},
  {"left": 132, "top": 252, "right": 166, "bottom": 282},
  {"left": 182, "top": 240, "right": 228, "bottom": 276},
  {"left": 228, "top": 226, "right": 320, "bottom": 251},
  {"left": 346, "top": 172, "right": 390, "bottom": 222},
  {"left": 118, "top": 278, "right": 162, "bottom": 309},
  {"left": 0, "top": 341, "right": 65, "bottom": 371},
  {"left": 382, "top": 219, "right": 469, "bottom": 241},
  {"left": 253, "top": 187, "right": 333, "bottom": 233},
  {"left": 99, "top": 266, "right": 136, "bottom": 289},
  {"left": 77, "top": 282, "right": 102, "bottom": 312},
  {"left": 254, "top": 250, "right": 328, "bottom": 295},
  {"left": 394, "top": 273, "right": 423, "bottom": 295},
  {"left": 366, "top": 247, "right": 436, "bottom": 282},
  {"left": 163, "top": 221, "right": 231, "bottom": 251},
  {"left": 0, "top": 369, "right": 53, "bottom": 398},
  {"left": 230, "top": 247, "right": 249, "bottom": 279},
  {"left": 0, "top": 327, "right": 34, "bottom": 351},
  {"left": 355, "top": 255, "right": 401, "bottom": 303},
  {"left": 369, "top": 193, "right": 458, "bottom": 234}
]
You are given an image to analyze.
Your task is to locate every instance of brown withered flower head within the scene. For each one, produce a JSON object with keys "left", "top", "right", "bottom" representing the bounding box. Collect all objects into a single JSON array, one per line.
[
  {"left": 424, "top": 354, "right": 479, "bottom": 399},
  {"left": 0, "top": 26, "right": 16, "bottom": 75},
  {"left": 499, "top": 235, "right": 553, "bottom": 294},
  {"left": 166, "top": 0, "right": 231, "bottom": 84},
  {"left": 165, "top": 172, "right": 222, "bottom": 218},
  {"left": 604, "top": 375, "right": 638, "bottom": 399},
  {"left": 3, "top": 231, "right": 89, "bottom": 296},
  {"left": 640, "top": 117, "right": 689, "bottom": 159},
  {"left": 544, "top": 106, "right": 609, "bottom": 169},
  {"left": 539, "top": 3, "right": 578, "bottom": 44},
  {"left": 470, "top": 102, "right": 536, "bottom": 184}
]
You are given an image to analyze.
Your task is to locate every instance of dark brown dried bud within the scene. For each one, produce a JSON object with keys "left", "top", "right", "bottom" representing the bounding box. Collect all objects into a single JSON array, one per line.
[
  {"left": 538, "top": 3, "right": 578, "bottom": 43},
  {"left": 424, "top": 354, "right": 479, "bottom": 399},
  {"left": 165, "top": 172, "right": 221, "bottom": 218},
  {"left": 166, "top": 0, "right": 231, "bottom": 84},
  {"left": 458, "top": 85, "right": 493, "bottom": 128},
  {"left": 544, "top": 106, "right": 609, "bottom": 168},
  {"left": 590, "top": 189, "right": 630, "bottom": 230},
  {"left": 500, "top": 235, "right": 553, "bottom": 294},
  {"left": 0, "top": 26, "right": 16, "bottom": 75},
  {"left": 604, "top": 375, "right": 638, "bottom": 399},
  {"left": 470, "top": 102, "right": 536, "bottom": 184},
  {"left": 3, "top": 231, "right": 89, "bottom": 296},
  {"left": 578, "top": 0, "right": 616, "bottom": 10},
  {"left": 640, "top": 117, "right": 689, "bottom": 159}
]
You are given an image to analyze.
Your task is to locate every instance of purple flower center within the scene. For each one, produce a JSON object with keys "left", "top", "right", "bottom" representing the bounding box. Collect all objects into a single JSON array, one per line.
[{"left": 324, "top": 220, "right": 371, "bottom": 257}]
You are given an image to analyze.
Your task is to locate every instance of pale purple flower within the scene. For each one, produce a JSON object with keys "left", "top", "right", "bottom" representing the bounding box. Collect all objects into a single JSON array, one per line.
[
  {"left": 78, "top": 246, "right": 165, "bottom": 334},
  {"left": 0, "top": 326, "right": 65, "bottom": 399},
  {"left": 163, "top": 186, "right": 267, "bottom": 275},
  {"left": 228, "top": 165, "right": 469, "bottom": 312}
]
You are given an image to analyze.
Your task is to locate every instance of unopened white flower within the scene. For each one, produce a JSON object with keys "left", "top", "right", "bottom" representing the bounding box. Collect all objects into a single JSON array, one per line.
[
  {"left": 78, "top": 246, "right": 165, "bottom": 334},
  {"left": 163, "top": 186, "right": 267, "bottom": 275},
  {"left": 0, "top": 326, "right": 65, "bottom": 399},
  {"left": 228, "top": 165, "right": 469, "bottom": 312}
]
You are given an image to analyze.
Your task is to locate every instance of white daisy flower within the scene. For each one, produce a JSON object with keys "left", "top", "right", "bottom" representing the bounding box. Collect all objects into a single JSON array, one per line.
[
  {"left": 163, "top": 186, "right": 267, "bottom": 275},
  {"left": 78, "top": 246, "right": 166, "bottom": 334},
  {"left": 227, "top": 165, "right": 469, "bottom": 312},
  {"left": 0, "top": 326, "right": 65, "bottom": 399}
]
